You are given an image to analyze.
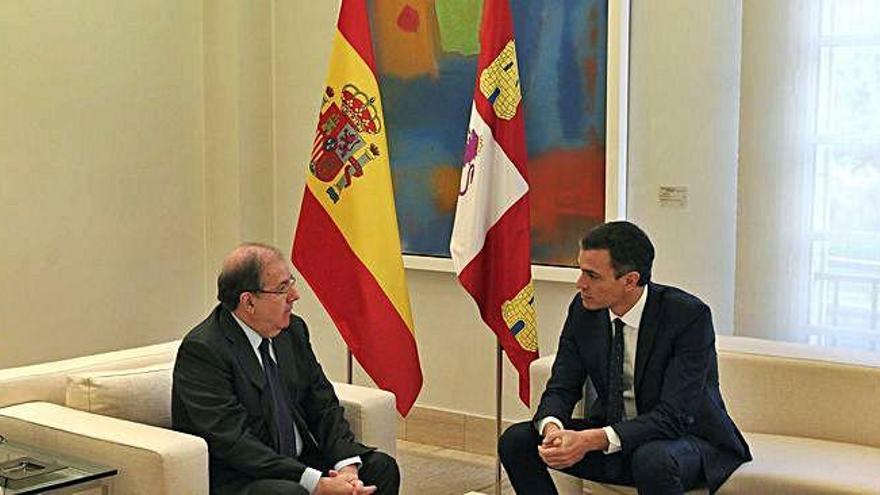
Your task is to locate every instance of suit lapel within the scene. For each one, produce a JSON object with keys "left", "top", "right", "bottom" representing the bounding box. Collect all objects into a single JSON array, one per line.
[
  {"left": 634, "top": 284, "right": 661, "bottom": 397},
  {"left": 220, "top": 309, "right": 266, "bottom": 392},
  {"left": 219, "top": 309, "right": 280, "bottom": 446}
]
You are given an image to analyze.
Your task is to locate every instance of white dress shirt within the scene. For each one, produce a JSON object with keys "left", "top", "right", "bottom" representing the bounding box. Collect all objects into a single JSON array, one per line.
[
  {"left": 538, "top": 287, "right": 648, "bottom": 455},
  {"left": 231, "top": 314, "right": 360, "bottom": 494}
]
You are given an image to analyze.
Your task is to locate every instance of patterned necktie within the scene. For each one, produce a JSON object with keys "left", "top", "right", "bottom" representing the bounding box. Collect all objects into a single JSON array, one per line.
[
  {"left": 607, "top": 318, "right": 626, "bottom": 425},
  {"left": 259, "top": 338, "right": 296, "bottom": 457}
]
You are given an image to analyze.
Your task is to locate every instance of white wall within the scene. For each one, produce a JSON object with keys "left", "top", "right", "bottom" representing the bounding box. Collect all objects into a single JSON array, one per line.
[
  {"left": 0, "top": 0, "right": 207, "bottom": 367},
  {"left": 627, "top": 0, "right": 742, "bottom": 335},
  {"left": 0, "top": 0, "right": 280, "bottom": 369},
  {"left": 203, "top": 0, "right": 276, "bottom": 280}
]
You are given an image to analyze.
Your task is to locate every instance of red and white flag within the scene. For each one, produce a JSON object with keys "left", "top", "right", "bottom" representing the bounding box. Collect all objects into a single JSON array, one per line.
[{"left": 450, "top": 0, "right": 537, "bottom": 405}]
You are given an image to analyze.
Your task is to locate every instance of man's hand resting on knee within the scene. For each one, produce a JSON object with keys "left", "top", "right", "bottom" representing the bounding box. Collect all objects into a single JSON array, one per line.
[{"left": 538, "top": 423, "right": 610, "bottom": 469}]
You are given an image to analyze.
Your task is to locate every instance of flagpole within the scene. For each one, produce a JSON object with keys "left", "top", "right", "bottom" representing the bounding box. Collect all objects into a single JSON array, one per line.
[
  {"left": 347, "top": 349, "right": 353, "bottom": 385},
  {"left": 495, "top": 341, "right": 503, "bottom": 495}
]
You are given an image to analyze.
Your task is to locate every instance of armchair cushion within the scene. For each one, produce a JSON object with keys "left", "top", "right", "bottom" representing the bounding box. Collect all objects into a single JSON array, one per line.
[
  {"left": 717, "top": 432, "right": 880, "bottom": 494},
  {"left": 65, "top": 363, "right": 173, "bottom": 428}
]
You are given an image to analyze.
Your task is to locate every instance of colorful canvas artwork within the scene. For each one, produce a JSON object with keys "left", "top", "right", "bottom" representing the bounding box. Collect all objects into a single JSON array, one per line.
[{"left": 369, "top": 0, "right": 608, "bottom": 266}]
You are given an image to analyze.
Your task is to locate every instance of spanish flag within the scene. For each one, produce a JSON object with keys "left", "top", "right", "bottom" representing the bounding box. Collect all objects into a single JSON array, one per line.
[
  {"left": 292, "top": 0, "right": 422, "bottom": 416},
  {"left": 450, "top": 0, "right": 537, "bottom": 405}
]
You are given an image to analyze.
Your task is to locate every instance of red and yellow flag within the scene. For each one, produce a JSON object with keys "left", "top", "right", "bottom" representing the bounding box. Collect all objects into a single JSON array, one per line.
[
  {"left": 292, "top": 0, "right": 422, "bottom": 416},
  {"left": 450, "top": 0, "right": 537, "bottom": 405}
]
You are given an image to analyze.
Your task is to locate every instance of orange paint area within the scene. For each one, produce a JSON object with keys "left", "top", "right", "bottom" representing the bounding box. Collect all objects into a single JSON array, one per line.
[
  {"left": 373, "top": 0, "right": 439, "bottom": 79},
  {"left": 430, "top": 164, "right": 462, "bottom": 213}
]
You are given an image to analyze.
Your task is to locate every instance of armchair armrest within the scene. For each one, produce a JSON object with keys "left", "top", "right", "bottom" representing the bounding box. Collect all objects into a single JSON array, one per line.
[
  {"left": 332, "top": 382, "right": 398, "bottom": 457},
  {"left": 0, "top": 402, "right": 208, "bottom": 495},
  {"left": 528, "top": 355, "right": 585, "bottom": 495},
  {"left": 529, "top": 354, "right": 587, "bottom": 417},
  {"left": 529, "top": 355, "right": 555, "bottom": 415}
]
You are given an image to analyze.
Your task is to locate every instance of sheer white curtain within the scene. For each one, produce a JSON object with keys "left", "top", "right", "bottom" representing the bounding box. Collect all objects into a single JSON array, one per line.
[{"left": 737, "top": 0, "right": 880, "bottom": 351}]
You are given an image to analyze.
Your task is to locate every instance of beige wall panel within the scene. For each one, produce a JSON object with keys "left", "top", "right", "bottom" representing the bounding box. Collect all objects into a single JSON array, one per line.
[
  {"left": 626, "top": 0, "right": 742, "bottom": 334},
  {"left": 203, "top": 0, "right": 275, "bottom": 285},
  {"left": 0, "top": 1, "right": 206, "bottom": 367}
]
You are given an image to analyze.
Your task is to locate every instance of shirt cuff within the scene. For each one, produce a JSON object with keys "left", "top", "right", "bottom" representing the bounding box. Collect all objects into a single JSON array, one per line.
[
  {"left": 537, "top": 417, "right": 564, "bottom": 436},
  {"left": 300, "top": 467, "right": 323, "bottom": 494},
  {"left": 602, "top": 426, "right": 622, "bottom": 454},
  {"left": 333, "top": 456, "right": 362, "bottom": 472}
]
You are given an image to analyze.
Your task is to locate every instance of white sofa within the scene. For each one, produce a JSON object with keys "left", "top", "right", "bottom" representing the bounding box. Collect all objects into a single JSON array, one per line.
[
  {"left": 530, "top": 335, "right": 880, "bottom": 494},
  {"left": 0, "top": 340, "right": 397, "bottom": 494}
]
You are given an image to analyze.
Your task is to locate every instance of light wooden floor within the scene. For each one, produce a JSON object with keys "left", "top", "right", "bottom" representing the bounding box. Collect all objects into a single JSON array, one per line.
[{"left": 397, "top": 440, "right": 514, "bottom": 494}]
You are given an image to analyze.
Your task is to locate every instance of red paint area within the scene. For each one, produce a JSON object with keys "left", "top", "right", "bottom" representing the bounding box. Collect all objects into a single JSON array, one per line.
[
  {"left": 584, "top": 56, "right": 598, "bottom": 102},
  {"left": 528, "top": 145, "right": 605, "bottom": 245},
  {"left": 397, "top": 5, "right": 420, "bottom": 33}
]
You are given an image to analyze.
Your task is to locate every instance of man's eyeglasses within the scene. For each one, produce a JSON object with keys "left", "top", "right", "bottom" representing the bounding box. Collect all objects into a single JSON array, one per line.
[{"left": 249, "top": 276, "right": 296, "bottom": 295}]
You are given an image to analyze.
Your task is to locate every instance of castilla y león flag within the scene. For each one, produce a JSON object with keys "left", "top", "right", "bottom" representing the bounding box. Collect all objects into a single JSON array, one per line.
[
  {"left": 450, "top": 0, "right": 537, "bottom": 405},
  {"left": 292, "top": 0, "right": 422, "bottom": 416}
]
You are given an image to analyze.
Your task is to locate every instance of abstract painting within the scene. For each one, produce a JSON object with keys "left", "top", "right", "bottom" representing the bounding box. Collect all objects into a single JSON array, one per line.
[{"left": 369, "top": 0, "right": 608, "bottom": 266}]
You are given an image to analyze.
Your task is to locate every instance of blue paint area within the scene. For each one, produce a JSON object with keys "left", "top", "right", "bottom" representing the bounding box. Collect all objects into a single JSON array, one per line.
[
  {"left": 381, "top": 55, "right": 476, "bottom": 168},
  {"left": 392, "top": 164, "right": 455, "bottom": 256},
  {"left": 374, "top": 0, "right": 608, "bottom": 259},
  {"left": 557, "top": 0, "right": 587, "bottom": 142},
  {"left": 511, "top": 0, "right": 607, "bottom": 153},
  {"left": 381, "top": 56, "right": 476, "bottom": 256}
]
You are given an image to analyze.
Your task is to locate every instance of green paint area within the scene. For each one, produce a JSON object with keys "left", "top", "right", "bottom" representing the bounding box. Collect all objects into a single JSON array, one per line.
[{"left": 435, "top": 0, "right": 483, "bottom": 56}]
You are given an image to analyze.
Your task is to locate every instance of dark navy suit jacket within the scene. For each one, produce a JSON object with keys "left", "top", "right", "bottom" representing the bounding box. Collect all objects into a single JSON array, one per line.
[{"left": 535, "top": 283, "right": 751, "bottom": 492}]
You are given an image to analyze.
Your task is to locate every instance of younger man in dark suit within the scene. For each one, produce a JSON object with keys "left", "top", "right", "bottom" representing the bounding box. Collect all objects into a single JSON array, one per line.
[
  {"left": 172, "top": 243, "right": 399, "bottom": 495},
  {"left": 499, "top": 221, "right": 750, "bottom": 494}
]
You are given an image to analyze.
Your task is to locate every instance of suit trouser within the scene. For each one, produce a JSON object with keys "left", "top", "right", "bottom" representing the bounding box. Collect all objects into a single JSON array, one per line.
[
  {"left": 218, "top": 450, "right": 400, "bottom": 495},
  {"left": 499, "top": 421, "right": 704, "bottom": 495}
]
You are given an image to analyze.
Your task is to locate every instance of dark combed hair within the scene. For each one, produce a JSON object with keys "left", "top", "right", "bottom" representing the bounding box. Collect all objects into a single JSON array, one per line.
[
  {"left": 581, "top": 221, "right": 655, "bottom": 286},
  {"left": 216, "top": 243, "right": 282, "bottom": 311}
]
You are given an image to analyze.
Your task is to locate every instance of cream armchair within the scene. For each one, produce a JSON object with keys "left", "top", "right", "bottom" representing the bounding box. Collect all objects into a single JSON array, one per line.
[
  {"left": 0, "top": 340, "right": 397, "bottom": 494},
  {"left": 530, "top": 335, "right": 880, "bottom": 494}
]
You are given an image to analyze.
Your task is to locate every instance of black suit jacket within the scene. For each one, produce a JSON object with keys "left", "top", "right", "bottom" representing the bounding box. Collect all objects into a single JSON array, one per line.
[
  {"left": 535, "top": 283, "right": 751, "bottom": 492},
  {"left": 172, "top": 305, "right": 372, "bottom": 492}
]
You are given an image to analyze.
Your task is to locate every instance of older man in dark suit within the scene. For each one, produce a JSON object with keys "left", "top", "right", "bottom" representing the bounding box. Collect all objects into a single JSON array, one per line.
[
  {"left": 172, "top": 243, "right": 399, "bottom": 495},
  {"left": 499, "top": 221, "right": 751, "bottom": 494}
]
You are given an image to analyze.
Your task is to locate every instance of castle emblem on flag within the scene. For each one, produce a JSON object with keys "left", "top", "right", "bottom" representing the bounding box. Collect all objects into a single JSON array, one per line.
[
  {"left": 451, "top": 0, "right": 536, "bottom": 405},
  {"left": 310, "top": 83, "right": 383, "bottom": 203},
  {"left": 501, "top": 282, "right": 538, "bottom": 352},
  {"left": 479, "top": 40, "right": 522, "bottom": 120}
]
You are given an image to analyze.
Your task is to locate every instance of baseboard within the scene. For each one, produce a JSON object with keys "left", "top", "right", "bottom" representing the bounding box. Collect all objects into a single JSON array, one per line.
[{"left": 398, "top": 406, "right": 517, "bottom": 456}]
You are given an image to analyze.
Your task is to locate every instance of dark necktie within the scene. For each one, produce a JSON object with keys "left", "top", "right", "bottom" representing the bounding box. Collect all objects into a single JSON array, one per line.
[
  {"left": 259, "top": 338, "right": 296, "bottom": 457},
  {"left": 607, "top": 318, "right": 626, "bottom": 425}
]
